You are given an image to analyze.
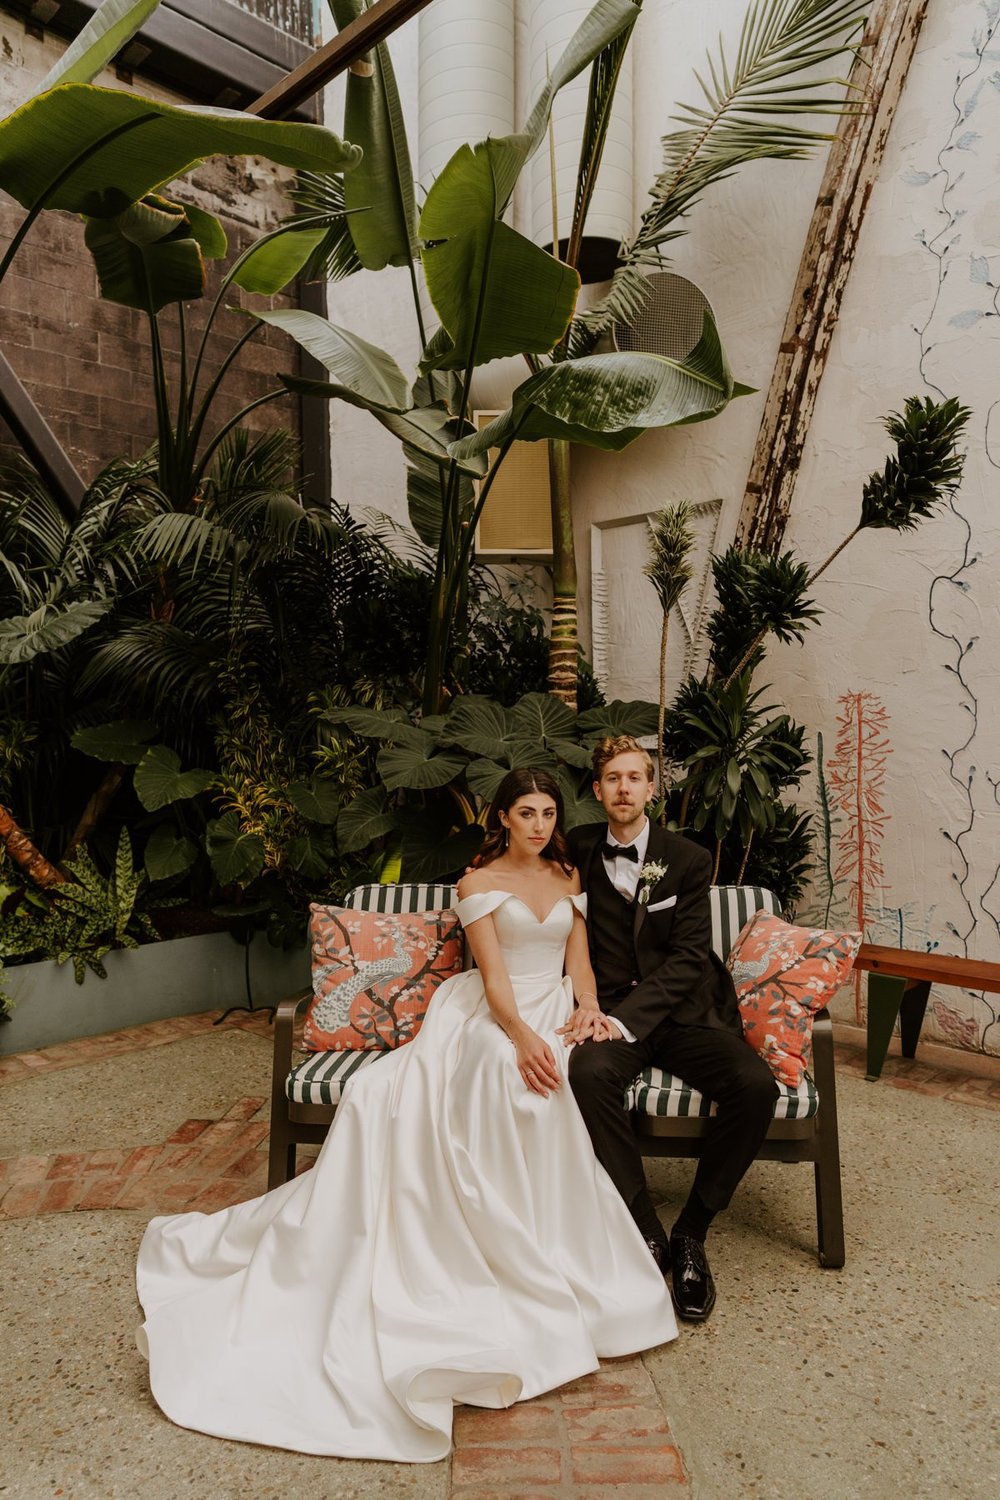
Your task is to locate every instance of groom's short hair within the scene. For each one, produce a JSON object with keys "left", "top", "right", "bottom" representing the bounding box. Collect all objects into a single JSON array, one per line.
[{"left": 591, "top": 736, "right": 654, "bottom": 781}]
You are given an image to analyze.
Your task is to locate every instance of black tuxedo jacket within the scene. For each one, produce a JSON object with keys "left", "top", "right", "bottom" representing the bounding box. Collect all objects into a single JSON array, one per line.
[{"left": 566, "top": 822, "right": 741, "bottom": 1042}]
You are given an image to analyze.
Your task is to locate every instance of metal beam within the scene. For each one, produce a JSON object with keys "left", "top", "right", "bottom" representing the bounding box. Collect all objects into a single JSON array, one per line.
[
  {"left": 248, "top": 0, "right": 434, "bottom": 118},
  {"left": 0, "top": 349, "right": 85, "bottom": 518}
]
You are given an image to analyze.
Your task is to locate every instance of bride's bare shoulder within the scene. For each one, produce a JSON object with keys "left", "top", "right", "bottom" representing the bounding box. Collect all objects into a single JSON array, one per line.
[{"left": 456, "top": 867, "right": 501, "bottom": 900}]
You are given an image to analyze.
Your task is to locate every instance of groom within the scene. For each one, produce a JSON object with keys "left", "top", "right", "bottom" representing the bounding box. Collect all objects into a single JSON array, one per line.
[{"left": 563, "top": 735, "right": 778, "bottom": 1322}]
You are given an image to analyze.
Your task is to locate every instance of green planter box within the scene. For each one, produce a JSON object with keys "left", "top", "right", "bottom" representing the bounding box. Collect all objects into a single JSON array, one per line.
[{"left": 0, "top": 931, "right": 310, "bottom": 1056}]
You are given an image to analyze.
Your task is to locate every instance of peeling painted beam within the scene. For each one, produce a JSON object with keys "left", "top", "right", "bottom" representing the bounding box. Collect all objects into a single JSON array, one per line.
[
  {"left": 247, "top": 0, "right": 435, "bottom": 118},
  {"left": 735, "top": 0, "right": 931, "bottom": 555}
]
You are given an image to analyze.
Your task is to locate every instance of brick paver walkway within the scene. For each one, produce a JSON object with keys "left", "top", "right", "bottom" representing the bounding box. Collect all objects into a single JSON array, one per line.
[{"left": 3, "top": 1008, "right": 998, "bottom": 1494}]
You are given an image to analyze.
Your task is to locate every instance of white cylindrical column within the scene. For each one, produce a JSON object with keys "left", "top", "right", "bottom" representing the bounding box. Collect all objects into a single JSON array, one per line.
[
  {"left": 527, "top": 0, "right": 635, "bottom": 281},
  {"left": 418, "top": 0, "right": 516, "bottom": 191}
]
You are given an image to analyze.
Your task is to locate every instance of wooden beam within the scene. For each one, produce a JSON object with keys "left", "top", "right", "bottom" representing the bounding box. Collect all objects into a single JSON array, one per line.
[
  {"left": 856, "top": 943, "right": 1000, "bottom": 994},
  {"left": 735, "top": 0, "right": 930, "bottom": 555},
  {"left": 247, "top": 0, "right": 434, "bottom": 118}
]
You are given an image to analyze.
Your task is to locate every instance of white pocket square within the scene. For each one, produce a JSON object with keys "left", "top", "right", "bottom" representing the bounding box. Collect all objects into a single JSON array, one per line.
[{"left": 646, "top": 894, "right": 677, "bottom": 913}]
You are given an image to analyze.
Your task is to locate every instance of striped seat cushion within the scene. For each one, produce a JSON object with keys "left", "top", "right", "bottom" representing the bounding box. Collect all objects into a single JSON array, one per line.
[
  {"left": 343, "top": 883, "right": 457, "bottom": 913},
  {"left": 632, "top": 1066, "right": 819, "bottom": 1121},
  {"left": 709, "top": 885, "right": 781, "bottom": 960},
  {"left": 287, "top": 1047, "right": 385, "bottom": 1106}
]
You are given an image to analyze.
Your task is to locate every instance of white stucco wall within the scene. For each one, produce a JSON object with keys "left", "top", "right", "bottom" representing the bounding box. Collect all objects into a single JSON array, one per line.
[{"left": 316, "top": 0, "right": 999, "bottom": 1053}]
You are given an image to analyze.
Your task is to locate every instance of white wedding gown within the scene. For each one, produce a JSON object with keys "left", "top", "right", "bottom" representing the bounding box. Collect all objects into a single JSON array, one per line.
[{"left": 136, "top": 891, "right": 677, "bottom": 1461}]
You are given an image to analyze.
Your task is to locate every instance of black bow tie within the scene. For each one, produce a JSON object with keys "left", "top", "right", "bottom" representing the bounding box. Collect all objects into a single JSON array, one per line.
[{"left": 603, "top": 842, "right": 639, "bottom": 862}]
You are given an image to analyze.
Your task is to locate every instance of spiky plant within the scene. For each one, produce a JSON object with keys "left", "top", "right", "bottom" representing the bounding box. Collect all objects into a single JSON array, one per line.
[
  {"left": 811, "top": 395, "right": 972, "bottom": 579},
  {"left": 720, "top": 552, "right": 820, "bottom": 685},
  {"left": 644, "top": 504, "right": 695, "bottom": 813}
]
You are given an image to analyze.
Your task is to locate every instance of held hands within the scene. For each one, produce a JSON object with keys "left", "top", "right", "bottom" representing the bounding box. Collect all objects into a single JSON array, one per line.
[
  {"left": 556, "top": 1003, "right": 622, "bottom": 1047},
  {"left": 509, "top": 1020, "right": 562, "bottom": 1097}
]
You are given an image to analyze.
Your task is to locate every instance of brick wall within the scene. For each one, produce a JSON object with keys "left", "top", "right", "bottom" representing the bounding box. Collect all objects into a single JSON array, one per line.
[{"left": 0, "top": 19, "right": 310, "bottom": 493}]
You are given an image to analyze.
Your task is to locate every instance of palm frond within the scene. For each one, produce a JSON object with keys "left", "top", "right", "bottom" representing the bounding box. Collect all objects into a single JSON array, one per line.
[
  {"left": 575, "top": 0, "right": 866, "bottom": 356},
  {"left": 133, "top": 511, "right": 233, "bottom": 573},
  {"left": 637, "top": 0, "right": 866, "bottom": 253},
  {"left": 0, "top": 459, "right": 69, "bottom": 570},
  {"left": 77, "top": 622, "right": 223, "bottom": 722},
  {"left": 287, "top": 171, "right": 364, "bottom": 283}
]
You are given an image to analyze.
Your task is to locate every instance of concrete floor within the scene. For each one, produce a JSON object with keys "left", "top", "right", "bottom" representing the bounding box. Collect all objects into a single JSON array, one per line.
[{"left": 2, "top": 1025, "right": 998, "bottom": 1499}]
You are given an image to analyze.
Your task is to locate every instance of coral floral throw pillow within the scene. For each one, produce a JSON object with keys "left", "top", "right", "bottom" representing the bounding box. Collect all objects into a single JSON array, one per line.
[
  {"left": 727, "top": 911, "right": 862, "bottom": 1087},
  {"left": 304, "top": 905, "right": 464, "bottom": 1053}
]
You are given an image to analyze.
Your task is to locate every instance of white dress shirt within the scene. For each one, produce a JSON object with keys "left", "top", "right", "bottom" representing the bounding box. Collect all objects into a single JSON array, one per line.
[{"left": 598, "top": 819, "right": 650, "bottom": 1044}]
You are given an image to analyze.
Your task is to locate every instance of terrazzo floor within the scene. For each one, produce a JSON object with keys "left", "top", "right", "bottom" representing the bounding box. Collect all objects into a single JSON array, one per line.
[{"left": 1, "top": 1010, "right": 998, "bottom": 1500}]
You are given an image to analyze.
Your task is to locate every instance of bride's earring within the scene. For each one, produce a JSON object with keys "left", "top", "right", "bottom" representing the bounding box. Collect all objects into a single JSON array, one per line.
[{"left": 502, "top": 822, "right": 509, "bottom": 848}]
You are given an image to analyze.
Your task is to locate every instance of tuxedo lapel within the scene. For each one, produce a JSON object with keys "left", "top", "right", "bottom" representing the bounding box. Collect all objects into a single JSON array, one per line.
[{"left": 633, "top": 822, "right": 671, "bottom": 942}]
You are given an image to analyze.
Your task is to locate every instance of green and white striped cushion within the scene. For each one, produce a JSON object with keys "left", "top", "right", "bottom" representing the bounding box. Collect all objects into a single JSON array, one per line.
[
  {"left": 632, "top": 1066, "right": 819, "bottom": 1121},
  {"left": 287, "top": 1048, "right": 385, "bottom": 1106},
  {"left": 710, "top": 885, "right": 780, "bottom": 960},
  {"left": 344, "top": 883, "right": 457, "bottom": 914}
]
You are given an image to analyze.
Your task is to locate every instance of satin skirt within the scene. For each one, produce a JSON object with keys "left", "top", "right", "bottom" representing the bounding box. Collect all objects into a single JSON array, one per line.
[{"left": 136, "top": 964, "right": 677, "bottom": 1461}]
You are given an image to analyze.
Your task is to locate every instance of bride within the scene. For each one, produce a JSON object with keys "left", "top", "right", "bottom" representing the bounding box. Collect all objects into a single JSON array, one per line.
[{"left": 136, "top": 768, "right": 677, "bottom": 1461}]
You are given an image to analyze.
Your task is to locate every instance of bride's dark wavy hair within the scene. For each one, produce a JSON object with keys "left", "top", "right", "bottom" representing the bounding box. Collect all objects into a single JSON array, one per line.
[{"left": 477, "top": 768, "right": 573, "bottom": 875}]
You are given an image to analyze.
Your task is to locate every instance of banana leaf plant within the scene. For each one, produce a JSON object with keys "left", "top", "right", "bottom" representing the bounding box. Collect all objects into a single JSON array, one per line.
[
  {"left": 0, "top": 0, "right": 361, "bottom": 516},
  {"left": 326, "top": 692, "right": 660, "bottom": 882},
  {"left": 271, "top": 0, "right": 742, "bottom": 717}
]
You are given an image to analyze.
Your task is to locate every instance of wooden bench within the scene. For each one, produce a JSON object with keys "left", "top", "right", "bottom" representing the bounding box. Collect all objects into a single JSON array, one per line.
[
  {"left": 269, "top": 883, "right": 846, "bottom": 1267},
  {"left": 854, "top": 944, "right": 1000, "bottom": 1080}
]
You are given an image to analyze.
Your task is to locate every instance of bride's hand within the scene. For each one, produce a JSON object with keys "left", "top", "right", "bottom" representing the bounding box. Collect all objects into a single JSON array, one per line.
[
  {"left": 510, "top": 1022, "right": 561, "bottom": 1096},
  {"left": 557, "top": 1005, "right": 618, "bottom": 1046}
]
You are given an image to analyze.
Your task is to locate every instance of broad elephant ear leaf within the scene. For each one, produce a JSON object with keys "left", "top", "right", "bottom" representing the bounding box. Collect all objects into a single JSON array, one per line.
[
  {"left": 70, "top": 718, "right": 156, "bottom": 763},
  {"left": 510, "top": 693, "right": 578, "bottom": 745},
  {"left": 206, "top": 812, "right": 265, "bottom": 884},
  {"left": 133, "top": 746, "right": 215, "bottom": 811},
  {"left": 578, "top": 699, "right": 660, "bottom": 738},
  {"left": 37, "top": 0, "right": 161, "bottom": 93},
  {"left": 337, "top": 787, "right": 397, "bottom": 855}
]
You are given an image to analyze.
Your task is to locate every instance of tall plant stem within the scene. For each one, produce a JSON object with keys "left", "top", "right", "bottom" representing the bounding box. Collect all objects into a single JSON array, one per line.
[
  {"left": 711, "top": 837, "right": 722, "bottom": 886},
  {"left": 186, "top": 322, "right": 264, "bottom": 461},
  {"left": 192, "top": 390, "right": 288, "bottom": 486},
  {"left": 806, "top": 524, "right": 861, "bottom": 587},
  {"left": 736, "top": 827, "right": 754, "bottom": 885},
  {"left": 657, "top": 612, "right": 670, "bottom": 823},
  {"left": 547, "top": 438, "right": 577, "bottom": 708}
]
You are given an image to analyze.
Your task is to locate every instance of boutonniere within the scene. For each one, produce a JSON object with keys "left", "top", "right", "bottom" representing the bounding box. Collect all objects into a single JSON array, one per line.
[{"left": 637, "top": 861, "right": 668, "bottom": 905}]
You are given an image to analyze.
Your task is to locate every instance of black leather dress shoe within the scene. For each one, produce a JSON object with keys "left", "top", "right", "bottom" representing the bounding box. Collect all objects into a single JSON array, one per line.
[
  {"left": 669, "top": 1234, "right": 716, "bottom": 1321},
  {"left": 645, "top": 1237, "right": 671, "bottom": 1277}
]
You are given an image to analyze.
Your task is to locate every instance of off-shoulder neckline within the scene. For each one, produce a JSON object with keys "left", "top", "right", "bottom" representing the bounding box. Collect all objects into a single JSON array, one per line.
[{"left": 457, "top": 890, "right": 585, "bottom": 926}]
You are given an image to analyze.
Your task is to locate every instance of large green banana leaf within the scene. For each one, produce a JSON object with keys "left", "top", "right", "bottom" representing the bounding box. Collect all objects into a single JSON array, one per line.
[
  {"left": 231, "top": 227, "right": 328, "bottom": 296},
  {"left": 255, "top": 307, "right": 411, "bottom": 412},
  {"left": 38, "top": 0, "right": 161, "bottom": 92},
  {"left": 84, "top": 196, "right": 208, "bottom": 311},
  {"left": 419, "top": 141, "right": 581, "bottom": 372},
  {"left": 329, "top": 0, "right": 418, "bottom": 271},
  {"left": 0, "top": 85, "right": 360, "bottom": 217},
  {"left": 449, "top": 314, "right": 738, "bottom": 458},
  {"left": 417, "top": 0, "right": 638, "bottom": 371}
]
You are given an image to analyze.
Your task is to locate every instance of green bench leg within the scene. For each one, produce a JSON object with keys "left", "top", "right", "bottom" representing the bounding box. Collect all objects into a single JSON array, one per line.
[
  {"left": 865, "top": 973, "right": 906, "bottom": 1080},
  {"left": 899, "top": 980, "right": 931, "bottom": 1058},
  {"left": 866, "top": 974, "right": 932, "bottom": 1079}
]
